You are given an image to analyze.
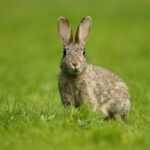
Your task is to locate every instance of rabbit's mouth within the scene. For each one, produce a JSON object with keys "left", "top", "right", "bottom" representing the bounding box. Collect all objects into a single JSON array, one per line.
[
  {"left": 74, "top": 68, "right": 79, "bottom": 72},
  {"left": 70, "top": 68, "right": 81, "bottom": 75}
]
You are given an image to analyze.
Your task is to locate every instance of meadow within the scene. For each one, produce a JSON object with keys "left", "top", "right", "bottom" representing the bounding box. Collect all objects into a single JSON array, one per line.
[{"left": 0, "top": 0, "right": 150, "bottom": 150}]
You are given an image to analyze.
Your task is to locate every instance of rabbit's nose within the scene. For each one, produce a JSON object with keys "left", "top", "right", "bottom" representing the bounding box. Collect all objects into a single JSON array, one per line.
[{"left": 72, "top": 62, "right": 79, "bottom": 68}]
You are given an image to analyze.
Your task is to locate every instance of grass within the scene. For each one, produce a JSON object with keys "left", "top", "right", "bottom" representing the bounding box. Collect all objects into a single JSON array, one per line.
[{"left": 0, "top": 0, "right": 150, "bottom": 149}]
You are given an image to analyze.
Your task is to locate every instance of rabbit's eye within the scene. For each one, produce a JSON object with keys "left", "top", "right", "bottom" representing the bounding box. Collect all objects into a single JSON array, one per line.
[
  {"left": 63, "top": 48, "right": 66, "bottom": 56},
  {"left": 83, "top": 49, "right": 85, "bottom": 55}
]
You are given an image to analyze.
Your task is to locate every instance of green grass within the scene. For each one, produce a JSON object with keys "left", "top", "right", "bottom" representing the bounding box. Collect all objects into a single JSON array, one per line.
[{"left": 0, "top": 0, "right": 150, "bottom": 150}]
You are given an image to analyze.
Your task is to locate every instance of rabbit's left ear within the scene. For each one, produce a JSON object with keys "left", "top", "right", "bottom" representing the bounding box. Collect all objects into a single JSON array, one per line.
[{"left": 75, "top": 16, "right": 91, "bottom": 46}]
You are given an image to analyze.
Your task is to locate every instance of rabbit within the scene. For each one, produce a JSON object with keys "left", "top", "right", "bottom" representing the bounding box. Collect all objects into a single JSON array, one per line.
[{"left": 58, "top": 16, "right": 130, "bottom": 120}]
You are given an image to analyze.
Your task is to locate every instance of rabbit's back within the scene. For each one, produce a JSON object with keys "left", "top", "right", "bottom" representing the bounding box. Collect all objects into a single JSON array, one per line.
[{"left": 92, "top": 65, "right": 130, "bottom": 119}]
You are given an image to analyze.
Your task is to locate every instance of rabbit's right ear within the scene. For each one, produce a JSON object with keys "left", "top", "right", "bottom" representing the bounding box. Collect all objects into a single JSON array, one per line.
[{"left": 58, "top": 17, "right": 73, "bottom": 45}]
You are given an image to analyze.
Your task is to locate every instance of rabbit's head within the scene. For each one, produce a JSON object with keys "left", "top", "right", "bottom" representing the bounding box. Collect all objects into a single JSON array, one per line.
[{"left": 58, "top": 16, "right": 91, "bottom": 75}]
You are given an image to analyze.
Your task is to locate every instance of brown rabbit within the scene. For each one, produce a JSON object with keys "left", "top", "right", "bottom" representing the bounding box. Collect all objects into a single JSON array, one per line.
[{"left": 58, "top": 16, "right": 130, "bottom": 120}]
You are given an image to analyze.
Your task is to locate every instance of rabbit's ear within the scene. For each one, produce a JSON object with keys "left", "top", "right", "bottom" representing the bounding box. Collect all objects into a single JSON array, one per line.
[
  {"left": 75, "top": 16, "right": 91, "bottom": 46},
  {"left": 58, "top": 17, "right": 73, "bottom": 45}
]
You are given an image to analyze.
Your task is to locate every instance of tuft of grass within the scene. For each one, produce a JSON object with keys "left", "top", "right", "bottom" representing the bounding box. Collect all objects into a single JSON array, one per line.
[{"left": 0, "top": 0, "right": 150, "bottom": 150}]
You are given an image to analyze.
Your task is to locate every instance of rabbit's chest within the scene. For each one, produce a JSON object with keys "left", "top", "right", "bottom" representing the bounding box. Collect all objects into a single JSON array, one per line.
[
  {"left": 73, "top": 78, "right": 97, "bottom": 104},
  {"left": 59, "top": 71, "right": 98, "bottom": 106}
]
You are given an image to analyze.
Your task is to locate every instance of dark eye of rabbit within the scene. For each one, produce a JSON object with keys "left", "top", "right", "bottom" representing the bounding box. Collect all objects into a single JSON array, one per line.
[
  {"left": 83, "top": 49, "right": 85, "bottom": 55},
  {"left": 63, "top": 48, "right": 66, "bottom": 56}
]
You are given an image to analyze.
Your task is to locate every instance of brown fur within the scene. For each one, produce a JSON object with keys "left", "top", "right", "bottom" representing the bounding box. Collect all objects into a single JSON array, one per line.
[{"left": 58, "top": 16, "right": 130, "bottom": 120}]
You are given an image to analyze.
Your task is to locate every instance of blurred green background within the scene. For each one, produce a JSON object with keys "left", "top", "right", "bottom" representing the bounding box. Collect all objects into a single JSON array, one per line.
[{"left": 0, "top": 0, "right": 150, "bottom": 150}]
